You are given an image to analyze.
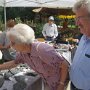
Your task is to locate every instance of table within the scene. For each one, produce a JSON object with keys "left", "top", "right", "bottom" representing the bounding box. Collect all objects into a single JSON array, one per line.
[
  {"left": 0, "top": 64, "right": 43, "bottom": 90},
  {"left": 55, "top": 49, "right": 71, "bottom": 64}
]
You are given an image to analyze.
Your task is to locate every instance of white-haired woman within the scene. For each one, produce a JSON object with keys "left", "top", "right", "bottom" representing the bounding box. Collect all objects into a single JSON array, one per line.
[{"left": 0, "top": 23, "right": 69, "bottom": 90}]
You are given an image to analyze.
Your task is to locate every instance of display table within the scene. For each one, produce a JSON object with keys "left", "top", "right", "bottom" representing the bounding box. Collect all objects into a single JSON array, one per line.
[
  {"left": 0, "top": 64, "right": 43, "bottom": 90},
  {"left": 55, "top": 49, "right": 71, "bottom": 64}
]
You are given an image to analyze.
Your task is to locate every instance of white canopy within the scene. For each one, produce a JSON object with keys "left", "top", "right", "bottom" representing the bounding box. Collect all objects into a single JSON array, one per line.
[
  {"left": 0, "top": 0, "right": 77, "bottom": 29},
  {"left": 0, "top": 0, "right": 77, "bottom": 8}
]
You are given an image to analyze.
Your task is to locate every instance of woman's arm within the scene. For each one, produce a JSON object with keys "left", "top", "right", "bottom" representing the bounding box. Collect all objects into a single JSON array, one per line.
[
  {"left": 57, "top": 60, "right": 69, "bottom": 90},
  {"left": 0, "top": 61, "right": 19, "bottom": 70}
]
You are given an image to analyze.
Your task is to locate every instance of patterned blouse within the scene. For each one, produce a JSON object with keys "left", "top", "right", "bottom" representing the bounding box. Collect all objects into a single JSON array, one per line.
[{"left": 15, "top": 42, "right": 64, "bottom": 90}]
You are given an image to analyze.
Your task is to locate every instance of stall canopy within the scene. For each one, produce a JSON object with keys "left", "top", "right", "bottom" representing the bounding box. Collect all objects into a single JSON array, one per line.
[
  {"left": 0, "top": 0, "right": 77, "bottom": 8},
  {"left": 0, "top": 0, "right": 77, "bottom": 29}
]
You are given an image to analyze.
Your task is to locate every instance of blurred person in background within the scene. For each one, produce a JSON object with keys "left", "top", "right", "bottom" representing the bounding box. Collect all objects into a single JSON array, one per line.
[
  {"left": 0, "top": 23, "right": 69, "bottom": 90},
  {"left": 70, "top": 0, "right": 90, "bottom": 90},
  {"left": 0, "top": 19, "right": 16, "bottom": 63},
  {"left": 42, "top": 16, "right": 58, "bottom": 41}
]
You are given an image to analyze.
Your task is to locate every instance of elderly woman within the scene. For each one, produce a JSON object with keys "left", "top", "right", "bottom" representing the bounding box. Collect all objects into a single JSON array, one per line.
[{"left": 0, "top": 24, "right": 69, "bottom": 90}]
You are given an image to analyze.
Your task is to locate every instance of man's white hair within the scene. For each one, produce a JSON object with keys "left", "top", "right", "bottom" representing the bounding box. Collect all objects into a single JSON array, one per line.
[
  {"left": 7, "top": 23, "right": 35, "bottom": 44},
  {"left": 73, "top": 0, "right": 90, "bottom": 14}
]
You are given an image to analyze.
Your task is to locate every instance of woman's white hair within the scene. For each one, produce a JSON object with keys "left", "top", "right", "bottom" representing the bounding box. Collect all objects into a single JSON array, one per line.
[
  {"left": 73, "top": 0, "right": 90, "bottom": 14},
  {"left": 7, "top": 23, "right": 35, "bottom": 44}
]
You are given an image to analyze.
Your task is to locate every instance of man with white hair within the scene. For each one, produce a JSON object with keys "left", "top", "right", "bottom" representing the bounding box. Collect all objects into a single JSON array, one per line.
[
  {"left": 0, "top": 23, "right": 69, "bottom": 90},
  {"left": 42, "top": 16, "right": 58, "bottom": 41},
  {"left": 70, "top": 0, "right": 90, "bottom": 90}
]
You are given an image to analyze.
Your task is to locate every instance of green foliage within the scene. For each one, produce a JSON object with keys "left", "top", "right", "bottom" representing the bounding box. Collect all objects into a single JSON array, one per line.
[
  {"left": 0, "top": 21, "right": 4, "bottom": 31},
  {"left": 0, "top": 7, "right": 4, "bottom": 22},
  {"left": 0, "top": 7, "right": 79, "bottom": 39},
  {"left": 6, "top": 7, "right": 35, "bottom": 21},
  {"left": 35, "top": 23, "right": 44, "bottom": 38},
  {"left": 15, "top": 17, "right": 22, "bottom": 24},
  {"left": 54, "top": 15, "right": 61, "bottom": 25}
]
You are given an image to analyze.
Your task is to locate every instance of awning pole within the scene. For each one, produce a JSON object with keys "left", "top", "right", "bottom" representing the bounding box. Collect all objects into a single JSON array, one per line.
[{"left": 4, "top": 0, "right": 6, "bottom": 30}]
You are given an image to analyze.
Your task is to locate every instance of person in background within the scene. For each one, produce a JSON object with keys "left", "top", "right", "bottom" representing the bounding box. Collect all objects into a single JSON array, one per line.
[
  {"left": 0, "top": 23, "right": 69, "bottom": 90},
  {"left": 70, "top": 0, "right": 90, "bottom": 90},
  {"left": 0, "top": 19, "right": 16, "bottom": 62},
  {"left": 42, "top": 16, "right": 58, "bottom": 41}
]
